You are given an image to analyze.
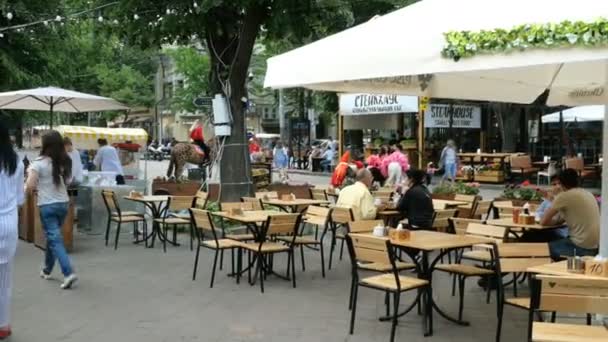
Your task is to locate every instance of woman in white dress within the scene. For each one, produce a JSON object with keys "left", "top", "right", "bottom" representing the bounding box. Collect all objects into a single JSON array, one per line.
[{"left": 0, "top": 122, "right": 24, "bottom": 339}]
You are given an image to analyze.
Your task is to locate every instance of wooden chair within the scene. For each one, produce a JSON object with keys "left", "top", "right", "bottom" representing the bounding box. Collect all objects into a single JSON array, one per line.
[
  {"left": 276, "top": 206, "right": 329, "bottom": 277},
  {"left": 454, "top": 194, "right": 479, "bottom": 218},
  {"left": 154, "top": 196, "right": 196, "bottom": 252},
  {"left": 491, "top": 201, "right": 515, "bottom": 219},
  {"left": 432, "top": 209, "right": 458, "bottom": 232},
  {"left": 218, "top": 202, "right": 256, "bottom": 242},
  {"left": 241, "top": 197, "right": 264, "bottom": 210},
  {"left": 346, "top": 234, "right": 429, "bottom": 342},
  {"left": 565, "top": 157, "right": 596, "bottom": 182},
  {"left": 460, "top": 223, "right": 510, "bottom": 262},
  {"left": 194, "top": 190, "right": 208, "bottom": 209},
  {"left": 471, "top": 200, "right": 493, "bottom": 220},
  {"left": 239, "top": 213, "right": 302, "bottom": 293},
  {"left": 310, "top": 188, "right": 329, "bottom": 201},
  {"left": 510, "top": 155, "right": 539, "bottom": 180},
  {"left": 189, "top": 208, "right": 241, "bottom": 288},
  {"left": 101, "top": 189, "right": 147, "bottom": 250},
  {"left": 526, "top": 275, "right": 608, "bottom": 342},
  {"left": 498, "top": 243, "right": 551, "bottom": 297},
  {"left": 436, "top": 223, "right": 508, "bottom": 313},
  {"left": 328, "top": 206, "right": 355, "bottom": 269},
  {"left": 255, "top": 191, "right": 279, "bottom": 199},
  {"left": 448, "top": 217, "right": 485, "bottom": 235}
]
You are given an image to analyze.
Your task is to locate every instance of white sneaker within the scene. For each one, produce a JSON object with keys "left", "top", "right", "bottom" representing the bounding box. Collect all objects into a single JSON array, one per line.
[
  {"left": 40, "top": 270, "right": 52, "bottom": 280},
  {"left": 60, "top": 274, "right": 78, "bottom": 289}
]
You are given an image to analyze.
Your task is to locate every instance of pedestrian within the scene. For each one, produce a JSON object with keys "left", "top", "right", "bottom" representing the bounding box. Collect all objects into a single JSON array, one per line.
[
  {"left": 26, "top": 130, "right": 78, "bottom": 289},
  {"left": 273, "top": 141, "right": 290, "bottom": 182},
  {"left": 93, "top": 138, "right": 125, "bottom": 185},
  {"left": 63, "top": 137, "right": 83, "bottom": 185},
  {"left": 320, "top": 146, "right": 335, "bottom": 172},
  {"left": 381, "top": 144, "right": 409, "bottom": 186},
  {"left": 0, "top": 122, "right": 25, "bottom": 339},
  {"left": 439, "top": 139, "right": 458, "bottom": 183}
]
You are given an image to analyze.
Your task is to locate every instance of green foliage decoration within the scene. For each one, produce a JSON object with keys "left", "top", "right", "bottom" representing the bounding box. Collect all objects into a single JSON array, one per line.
[{"left": 442, "top": 18, "right": 608, "bottom": 61}]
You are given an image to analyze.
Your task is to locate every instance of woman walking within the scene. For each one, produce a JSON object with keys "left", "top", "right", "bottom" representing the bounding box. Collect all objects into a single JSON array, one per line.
[
  {"left": 273, "top": 141, "right": 290, "bottom": 182},
  {"left": 0, "top": 122, "right": 24, "bottom": 339},
  {"left": 439, "top": 139, "right": 459, "bottom": 183},
  {"left": 26, "top": 130, "right": 77, "bottom": 289}
]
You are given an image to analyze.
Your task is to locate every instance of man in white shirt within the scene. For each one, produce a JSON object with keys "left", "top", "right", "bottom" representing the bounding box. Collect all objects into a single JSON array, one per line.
[
  {"left": 93, "top": 138, "right": 125, "bottom": 184},
  {"left": 64, "top": 137, "right": 83, "bottom": 185}
]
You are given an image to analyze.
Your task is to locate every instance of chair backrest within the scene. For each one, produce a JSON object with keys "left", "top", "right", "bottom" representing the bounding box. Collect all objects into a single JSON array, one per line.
[
  {"left": 310, "top": 188, "right": 328, "bottom": 201},
  {"left": 255, "top": 191, "right": 279, "bottom": 199},
  {"left": 189, "top": 208, "right": 220, "bottom": 241},
  {"left": 465, "top": 223, "right": 508, "bottom": 242},
  {"left": 532, "top": 275, "right": 608, "bottom": 315},
  {"left": 195, "top": 191, "right": 208, "bottom": 209},
  {"left": 564, "top": 157, "right": 584, "bottom": 171},
  {"left": 511, "top": 155, "right": 532, "bottom": 169},
  {"left": 432, "top": 209, "right": 458, "bottom": 232},
  {"left": 168, "top": 196, "right": 196, "bottom": 212},
  {"left": 449, "top": 217, "right": 485, "bottom": 235},
  {"left": 241, "top": 197, "right": 263, "bottom": 210},
  {"left": 220, "top": 201, "right": 255, "bottom": 212},
  {"left": 348, "top": 220, "right": 384, "bottom": 233},
  {"left": 330, "top": 206, "right": 355, "bottom": 225},
  {"left": 372, "top": 190, "right": 392, "bottom": 201},
  {"left": 492, "top": 201, "right": 515, "bottom": 218},
  {"left": 304, "top": 206, "right": 330, "bottom": 226},
  {"left": 547, "top": 162, "right": 558, "bottom": 176},
  {"left": 265, "top": 214, "right": 301, "bottom": 236},
  {"left": 101, "top": 189, "right": 119, "bottom": 214},
  {"left": 472, "top": 200, "right": 493, "bottom": 220},
  {"left": 498, "top": 242, "right": 550, "bottom": 258},
  {"left": 347, "top": 234, "right": 391, "bottom": 265}
]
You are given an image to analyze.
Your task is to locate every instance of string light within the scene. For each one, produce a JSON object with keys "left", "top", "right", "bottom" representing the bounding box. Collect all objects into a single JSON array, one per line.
[
  {"left": 6, "top": 12, "right": 13, "bottom": 20},
  {"left": 97, "top": 15, "right": 103, "bottom": 22},
  {"left": 0, "top": 33, "right": 4, "bottom": 38},
  {"left": 133, "top": 14, "right": 139, "bottom": 20},
  {"left": 55, "top": 15, "right": 62, "bottom": 22}
]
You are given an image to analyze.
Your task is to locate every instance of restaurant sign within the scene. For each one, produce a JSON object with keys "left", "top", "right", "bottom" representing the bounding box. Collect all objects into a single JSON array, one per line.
[
  {"left": 424, "top": 104, "right": 481, "bottom": 128},
  {"left": 340, "top": 94, "right": 418, "bottom": 115}
]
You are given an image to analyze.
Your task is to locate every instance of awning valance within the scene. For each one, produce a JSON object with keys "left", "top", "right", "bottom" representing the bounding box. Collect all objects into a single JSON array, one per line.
[{"left": 56, "top": 125, "right": 148, "bottom": 150}]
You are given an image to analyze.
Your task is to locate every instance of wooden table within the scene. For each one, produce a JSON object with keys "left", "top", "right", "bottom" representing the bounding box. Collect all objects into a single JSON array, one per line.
[
  {"left": 262, "top": 198, "right": 330, "bottom": 212},
  {"left": 123, "top": 195, "right": 169, "bottom": 248},
  {"left": 486, "top": 218, "right": 562, "bottom": 231},
  {"left": 352, "top": 231, "right": 494, "bottom": 336},
  {"left": 527, "top": 260, "right": 608, "bottom": 281},
  {"left": 432, "top": 199, "right": 468, "bottom": 210}
]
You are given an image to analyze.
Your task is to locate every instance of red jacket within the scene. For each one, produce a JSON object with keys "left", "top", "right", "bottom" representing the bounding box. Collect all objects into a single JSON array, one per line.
[{"left": 190, "top": 126, "right": 204, "bottom": 142}]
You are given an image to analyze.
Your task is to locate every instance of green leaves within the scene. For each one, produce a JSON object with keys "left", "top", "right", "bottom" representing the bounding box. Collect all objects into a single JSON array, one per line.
[
  {"left": 442, "top": 18, "right": 608, "bottom": 61},
  {"left": 165, "top": 46, "right": 210, "bottom": 114}
]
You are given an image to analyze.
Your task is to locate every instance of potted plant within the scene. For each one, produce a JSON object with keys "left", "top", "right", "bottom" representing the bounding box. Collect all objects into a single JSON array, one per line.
[
  {"left": 455, "top": 165, "right": 474, "bottom": 181},
  {"left": 432, "top": 181, "right": 480, "bottom": 199},
  {"left": 475, "top": 162, "right": 504, "bottom": 183},
  {"left": 497, "top": 181, "right": 543, "bottom": 205}
]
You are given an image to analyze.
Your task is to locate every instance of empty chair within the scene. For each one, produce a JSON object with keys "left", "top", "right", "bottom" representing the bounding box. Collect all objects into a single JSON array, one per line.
[
  {"left": 309, "top": 188, "right": 329, "bottom": 202},
  {"left": 154, "top": 196, "right": 196, "bottom": 252},
  {"left": 218, "top": 202, "right": 256, "bottom": 242},
  {"left": 448, "top": 217, "right": 485, "bottom": 235},
  {"left": 346, "top": 234, "right": 429, "bottom": 342},
  {"left": 101, "top": 190, "right": 147, "bottom": 250},
  {"left": 510, "top": 155, "right": 539, "bottom": 180},
  {"left": 241, "top": 197, "right": 264, "bottom": 210},
  {"left": 432, "top": 209, "right": 458, "bottom": 232},
  {"left": 537, "top": 161, "right": 557, "bottom": 185},
  {"left": 328, "top": 206, "right": 355, "bottom": 269},
  {"left": 471, "top": 200, "right": 492, "bottom": 220}
]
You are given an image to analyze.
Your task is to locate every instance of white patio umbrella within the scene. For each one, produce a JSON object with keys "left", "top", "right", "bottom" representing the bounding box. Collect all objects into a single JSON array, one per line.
[
  {"left": 0, "top": 86, "right": 129, "bottom": 128},
  {"left": 265, "top": 0, "right": 608, "bottom": 256}
]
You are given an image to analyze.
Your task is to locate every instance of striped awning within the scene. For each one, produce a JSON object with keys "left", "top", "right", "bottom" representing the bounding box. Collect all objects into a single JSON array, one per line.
[{"left": 56, "top": 125, "right": 148, "bottom": 150}]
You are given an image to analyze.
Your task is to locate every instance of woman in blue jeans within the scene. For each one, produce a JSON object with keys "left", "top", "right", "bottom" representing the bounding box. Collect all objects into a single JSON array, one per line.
[{"left": 26, "top": 130, "right": 77, "bottom": 289}]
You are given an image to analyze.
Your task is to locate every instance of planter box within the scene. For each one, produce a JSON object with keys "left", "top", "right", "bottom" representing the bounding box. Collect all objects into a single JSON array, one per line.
[
  {"left": 152, "top": 180, "right": 201, "bottom": 196},
  {"left": 431, "top": 194, "right": 456, "bottom": 200},
  {"left": 18, "top": 191, "right": 37, "bottom": 242},
  {"left": 475, "top": 170, "right": 505, "bottom": 183}
]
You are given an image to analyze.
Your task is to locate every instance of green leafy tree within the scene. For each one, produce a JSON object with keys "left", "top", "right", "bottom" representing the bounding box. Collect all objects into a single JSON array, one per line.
[{"left": 165, "top": 46, "right": 210, "bottom": 114}]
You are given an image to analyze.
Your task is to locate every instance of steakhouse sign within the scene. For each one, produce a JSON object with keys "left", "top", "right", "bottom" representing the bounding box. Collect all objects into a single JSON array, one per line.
[
  {"left": 339, "top": 94, "right": 418, "bottom": 115},
  {"left": 424, "top": 104, "right": 481, "bottom": 128}
]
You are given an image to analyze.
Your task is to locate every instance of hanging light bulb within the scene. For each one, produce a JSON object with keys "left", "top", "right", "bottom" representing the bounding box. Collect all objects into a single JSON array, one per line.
[
  {"left": 55, "top": 15, "right": 62, "bottom": 22},
  {"left": 113, "top": 19, "right": 119, "bottom": 25},
  {"left": 166, "top": 9, "right": 171, "bottom": 15},
  {"left": 133, "top": 14, "right": 140, "bottom": 20},
  {"left": 193, "top": 2, "right": 198, "bottom": 8},
  {"left": 0, "top": 33, "right": 4, "bottom": 38},
  {"left": 6, "top": 12, "right": 13, "bottom": 20},
  {"left": 98, "top": 16, "right": 104, "bottom": 22},
  {"left": 43, "top": 20, "right": 48, "bottom": 26}
]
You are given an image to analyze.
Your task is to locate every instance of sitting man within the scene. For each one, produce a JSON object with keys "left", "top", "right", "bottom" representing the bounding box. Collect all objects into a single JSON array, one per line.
[
  {"left": 336, "top": 168, "right": 384, "bottom": 220},
  {"left": 540, "top": 168, "right": 600, "bottom": 260}
]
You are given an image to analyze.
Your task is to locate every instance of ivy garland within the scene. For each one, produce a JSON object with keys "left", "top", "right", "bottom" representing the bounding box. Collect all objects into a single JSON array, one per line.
[{"left": 442, "top": 18, "right": 608, "bottom": 61}]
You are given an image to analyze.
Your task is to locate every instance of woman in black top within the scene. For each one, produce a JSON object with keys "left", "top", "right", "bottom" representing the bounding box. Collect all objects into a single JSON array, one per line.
[{"left": 397, "top": 169, "right": 435, "bottom": 228}]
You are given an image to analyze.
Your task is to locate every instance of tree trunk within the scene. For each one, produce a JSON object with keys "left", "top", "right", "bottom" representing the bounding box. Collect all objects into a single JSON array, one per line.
[
  {"left": 493, "top": 103, "right": 519, "bottom": 152},
  {"left": 205, "top": 5, "right": 266, "bottom": 201},
  {"left": 14, "top": 113, "right": 23, "bottom": 148}
]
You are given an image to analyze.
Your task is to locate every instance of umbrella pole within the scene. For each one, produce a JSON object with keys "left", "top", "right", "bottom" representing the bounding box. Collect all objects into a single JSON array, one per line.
[
  {"left": 601, "top": 106, "right": 608, "bottom": 257},
  {"left": 49, "top": 99, "right": 54, "bottom": 129}
]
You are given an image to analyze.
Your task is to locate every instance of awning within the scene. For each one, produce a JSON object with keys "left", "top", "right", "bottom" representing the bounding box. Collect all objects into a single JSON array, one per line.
[
  {"left": 56, "top": 125, "right": 148, "bottom": 150},
  {"left": 542, "top": 105, "right": 605, "bottom": 123}
]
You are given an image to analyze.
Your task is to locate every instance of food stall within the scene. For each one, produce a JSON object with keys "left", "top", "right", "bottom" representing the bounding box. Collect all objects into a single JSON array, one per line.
[
  {"left": 56, "top": 126, "right": 149, "bottom": 235},
  {"left": 338, "top": 93, "right": 419, "bottom": 163}
]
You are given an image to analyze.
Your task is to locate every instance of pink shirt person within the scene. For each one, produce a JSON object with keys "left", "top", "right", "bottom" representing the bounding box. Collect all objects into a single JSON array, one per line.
[
  {"left": 366, "top": 154, "right": 382, "bottom": 169},
  {"left": 381, "top": 150, "right": 409, "bottom": 178}
]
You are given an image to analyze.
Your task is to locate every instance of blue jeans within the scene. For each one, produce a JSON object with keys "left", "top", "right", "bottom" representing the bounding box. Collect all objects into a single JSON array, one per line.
[
  {"left": 549, "top": 238, "right": 598, "bottom": 261},
  {"left": 443, "top": 163, "right": 456, "bottom": 180},
  {"left": 39, "top": 202, "right": 74, "bottom": 276},
  {"left": 320, "top": 160, "right": 332, "bottom": 172}
]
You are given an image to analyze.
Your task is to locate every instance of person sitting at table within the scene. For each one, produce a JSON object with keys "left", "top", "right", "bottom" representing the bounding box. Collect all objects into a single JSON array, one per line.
[
  {"left": 396, "top": 169, "right": 434, "bottom": 229},
  {"left": 540, "top": 168, "right": 600, "bottom": 260},
  {"left": 336, "top": 168, "right": 384, "bottom": 220}
]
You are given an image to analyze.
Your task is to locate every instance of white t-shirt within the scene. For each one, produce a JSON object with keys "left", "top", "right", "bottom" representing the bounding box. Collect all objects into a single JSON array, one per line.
[
  {"left": 30, "top": 156, "right": 69, "bottom": 206},
  {"left": 93, "top": 145, "right": 123, "bottom": 175},
  {"left": 0, "top": 159, "right": 24, "bottom": 215},
  {"left": 68, "top": 149, "right": 84, "bottom": 184}
]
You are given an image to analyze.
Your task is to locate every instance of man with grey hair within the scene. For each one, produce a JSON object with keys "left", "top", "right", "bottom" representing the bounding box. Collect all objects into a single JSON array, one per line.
[{"left": 336, "top": 168, "right": 384, "bottom": 220}]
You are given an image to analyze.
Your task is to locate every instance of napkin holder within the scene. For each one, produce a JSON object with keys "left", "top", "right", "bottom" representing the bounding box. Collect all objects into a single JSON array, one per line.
[
  {"left": 129, "top": 191, "right": 143, "bottom": 199},
  {"left": 584, "top": 258, "right": 608, "bottom": 277},
  {"left": 281, "top": 194, "right": 296, "bottom": 201}
]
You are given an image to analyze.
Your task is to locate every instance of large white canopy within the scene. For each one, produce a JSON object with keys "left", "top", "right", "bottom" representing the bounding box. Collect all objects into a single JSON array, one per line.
[
  {"left": 265, "top": 0, "right": 608, "bottom": 107},
  {"left": 0, "top": 86, "right": 128, "bottom": 127},
  {"left": 542, "top": 106, "right": 606, "bottom": 123}
]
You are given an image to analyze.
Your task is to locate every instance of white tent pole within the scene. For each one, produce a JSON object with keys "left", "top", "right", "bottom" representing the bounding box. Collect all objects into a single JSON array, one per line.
[{"left": 601, "top": 105, "right": 608, "bottom": 257}]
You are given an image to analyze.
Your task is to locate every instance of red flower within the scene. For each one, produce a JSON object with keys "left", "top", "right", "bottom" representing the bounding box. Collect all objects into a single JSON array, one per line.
[{"left": 521, "top": 180, "right": 531, "bottom": 187}]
